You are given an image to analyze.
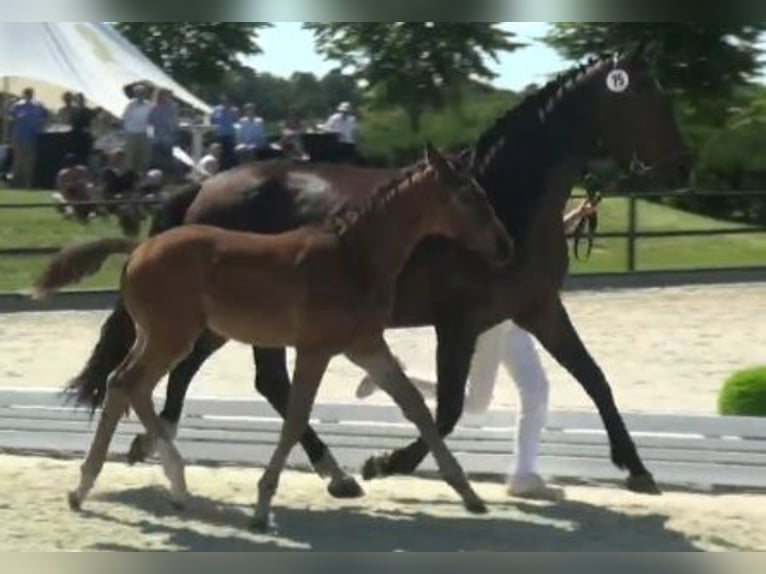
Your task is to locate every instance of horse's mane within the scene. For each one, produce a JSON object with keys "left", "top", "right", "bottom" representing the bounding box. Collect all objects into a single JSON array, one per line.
[
  {"left": 472, "top": 54, "right": 615, "bottom": 173},
  {"left": 325, "top": 160, "right": 432, "bottom": 237},
  {"left": 467, "top": 53, "right": 619, "bottom": 241}
]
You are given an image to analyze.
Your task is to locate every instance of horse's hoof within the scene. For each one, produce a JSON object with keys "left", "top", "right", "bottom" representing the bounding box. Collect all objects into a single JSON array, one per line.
[
  {"left": 126, "top": 435, "right": 150, "bottom": 466},
  {"left": 361, "top": 454, "right": 389, "bottom": 481},
  {"left": 170, "top": 499, "right": 187, "bottom": 512},
  {"left": 627, "top": 473, "right": 662, "bottom": 495},
  {"left": 327, "top": 476, "right": 365, "bottom": 499},
  {"left": 249, "top": 514, "right": 273, "bottom": 534},
  {"left": 465, "top": 496, "right": 489, "bottom": 515},
  {"left": 67, "top": 491, "right": 82, "bottom": 512}
]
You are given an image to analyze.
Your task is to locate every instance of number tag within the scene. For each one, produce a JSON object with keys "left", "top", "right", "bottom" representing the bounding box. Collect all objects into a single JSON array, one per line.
[{"left": 606, "top": 69, "right": 630, "bottom": 93}]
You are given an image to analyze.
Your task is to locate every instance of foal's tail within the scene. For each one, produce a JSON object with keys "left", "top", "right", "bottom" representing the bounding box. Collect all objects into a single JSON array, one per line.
[
  {"left": 33, "top": 238, "right": 139, "bottom": 301},
  {"left": 58, "top": 183, "right": 204, "bottom": 413}
]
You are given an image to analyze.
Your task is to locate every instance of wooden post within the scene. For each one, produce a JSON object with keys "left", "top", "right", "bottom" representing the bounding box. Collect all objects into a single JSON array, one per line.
[{"left": 627, "top": 191, "right": 638, "bottom": 272}]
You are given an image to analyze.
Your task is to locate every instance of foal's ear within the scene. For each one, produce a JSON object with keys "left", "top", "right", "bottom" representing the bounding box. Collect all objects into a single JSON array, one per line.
[{"left": 424, "top": 141, "right": 456, "bottom": 181}]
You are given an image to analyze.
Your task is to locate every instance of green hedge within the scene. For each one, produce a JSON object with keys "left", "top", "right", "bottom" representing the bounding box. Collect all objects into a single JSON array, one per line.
[{"left": 718, "top": 366, "right": 766, "bottom": 417}]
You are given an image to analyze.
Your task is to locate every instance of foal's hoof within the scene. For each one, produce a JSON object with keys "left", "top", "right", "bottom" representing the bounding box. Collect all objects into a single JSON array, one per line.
[
  {"left": 126, "top": 434, "right": 152, "bottom": 465},
  {"left": 626, "top": 473, "right": 662, "bottom": 495},
  {"left": 327, "top": 476, "right": 365, "bottom": 499},
  {"left": 67, "top": 491, "right": 82, "bottom": 512}
]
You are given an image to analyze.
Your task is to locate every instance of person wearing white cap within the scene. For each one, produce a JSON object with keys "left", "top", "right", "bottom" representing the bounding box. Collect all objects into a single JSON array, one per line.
[{"left": 323, "top": 102, "right": 358, "bottom": 163}]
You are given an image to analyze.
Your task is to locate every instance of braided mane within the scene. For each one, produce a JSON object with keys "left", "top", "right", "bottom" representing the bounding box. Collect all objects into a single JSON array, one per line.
[
  {"left": 471, "top": 54, "right": 615, "bottom": 176},
  {"left": 325, "top": 159, "right": 433, "bottom": 237}
]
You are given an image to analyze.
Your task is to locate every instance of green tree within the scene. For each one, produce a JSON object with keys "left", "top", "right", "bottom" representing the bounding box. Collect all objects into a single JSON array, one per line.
[
  {"left": 544, "top": 23, "right": 766, "bottom": 123},
  {"left": 115, "top": 22, "right": 271, "bottom": 91},
  {"left": 304, "top": 22, "right": 521, "bottom": 131}
]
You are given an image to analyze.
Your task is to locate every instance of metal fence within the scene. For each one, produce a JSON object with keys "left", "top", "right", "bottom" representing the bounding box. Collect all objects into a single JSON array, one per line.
[{"left": 1, "top": 189, "right": 765, "bottom": 274}]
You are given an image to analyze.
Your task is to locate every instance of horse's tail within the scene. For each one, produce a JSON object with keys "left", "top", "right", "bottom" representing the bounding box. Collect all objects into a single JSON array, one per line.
[
  {"left": 64, "top": 300, "right": 136, "bottom": 412},
  {"left": 61, "top": 183, "right": 203, "bottom": 413},
  {"left": 33, "top": 238, "right": 139, "bottom": 301}
]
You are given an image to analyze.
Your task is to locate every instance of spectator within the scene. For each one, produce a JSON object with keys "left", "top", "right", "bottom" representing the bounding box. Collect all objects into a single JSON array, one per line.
[
  {"left": 70, "top": 93, "right": 95, "bottom": 167},
  {"left": 100, "top": 149, "right": 137, "bottom": 202},
  {"left": 100, "top": 148, "right": 142, "bottom": 237},
  {"left": 56, "top": 92, "right": 75, "bottom": 125},
  {"left": 53, "top": 153, "right": 95, "bottom": 223},
  {"left": 197, "top": 142, "right": 222, "bottom": 179},
  {"left": 9, "top": 88, "right": 48, "bottom": 189},
  {"left": 149, "top": 88, "right": 179, "bottom": 175},
  {"left": 281, "top": 106, "right": 308, "bottom": 160},
  {"left": 121, "top": 84, "right": 153, "bottom": 175},
  {"left": 323, "top": 101, "right": 358, "bottom": 164},
  {"left": 236, "top": 102, "right": 267, "bottom": 161},
  {"left": 209, "top": 95, "right": 239, "bottom": 171}
]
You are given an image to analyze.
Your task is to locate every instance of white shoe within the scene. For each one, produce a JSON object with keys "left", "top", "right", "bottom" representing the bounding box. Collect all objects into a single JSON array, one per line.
[{"left": 507, "top": 473, "right": 565, "bottom": 501}]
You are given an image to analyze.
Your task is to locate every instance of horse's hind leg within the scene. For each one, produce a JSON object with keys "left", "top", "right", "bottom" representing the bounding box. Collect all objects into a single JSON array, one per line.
[
  {"left": 346, "top": 336, "right": 486, "bottom": 515},
  {"left": 69, "top": 334, "right": 149, "bottom": 511},
  {"left": 127, "top": 330, "right": 202, "bottom": 509},
  {"left": 127, "top": 330, "right": 226, "bottom": 465},
  {"left": 253, "top": 346, "right": 363, "bottom": 499},
  {"left": 68, "top": 381, "right": 130, "bottom": 511}
]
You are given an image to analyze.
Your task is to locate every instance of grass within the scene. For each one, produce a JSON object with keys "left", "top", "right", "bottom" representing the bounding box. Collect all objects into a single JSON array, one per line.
[
  {"left": 0, "top": 189, "right": 149, "bottom": 293},
  {"left": 1, "top": 187, "right": 765, "bottom": 294},
  {"left": 569, "top": 195, "right": 766, "bottom": 274}
]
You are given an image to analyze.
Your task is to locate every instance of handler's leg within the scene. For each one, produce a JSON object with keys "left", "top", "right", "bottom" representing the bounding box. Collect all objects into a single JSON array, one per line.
[
  {"left": 503, "top": 322, "right": 562, "bottom": 500},
  {"left": 463, "top": 322, "right": 504, "bottom": 414}
]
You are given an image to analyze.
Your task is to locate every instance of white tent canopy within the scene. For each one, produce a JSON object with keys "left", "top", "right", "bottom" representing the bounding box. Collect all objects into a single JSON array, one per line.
[{"left": 0, "top": 22, "right": 211, "bottom": 118}]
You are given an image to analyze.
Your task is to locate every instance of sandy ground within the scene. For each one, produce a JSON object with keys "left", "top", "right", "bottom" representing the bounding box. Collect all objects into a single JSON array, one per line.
[
  {"left": 0, "top": 455, "right": 764, "bottom": 552},
  {"left": 1, "top": 284, "right": 763, "bottom": 415},
  {"left": 1, "top": 285, "right": 765, "bottom": 551}
]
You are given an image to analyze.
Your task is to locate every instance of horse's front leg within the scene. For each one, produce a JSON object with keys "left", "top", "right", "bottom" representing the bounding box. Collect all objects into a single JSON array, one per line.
[
  {"left": 362, "top": 323, "right": 478, "bottom": 480},
  {"left": 516, "top": 294, "right": 660, "bottom": 494},
  {"left": 126, "top": 330, "right": 226, "bottom": 464},
  {"left": 253, "top": 346, "right": 364, "bottom": 499}
]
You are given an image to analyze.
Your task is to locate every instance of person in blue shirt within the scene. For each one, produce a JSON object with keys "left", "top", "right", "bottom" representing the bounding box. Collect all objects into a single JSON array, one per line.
[
  {"left": 209, "top": 95, "right": 239, "bottom": 171},
  {"left": 9, "top": 88, "right": 49, "bottom": 188},
  {"left": 235, "top": 103, "right": 267, "bottom": 162}
]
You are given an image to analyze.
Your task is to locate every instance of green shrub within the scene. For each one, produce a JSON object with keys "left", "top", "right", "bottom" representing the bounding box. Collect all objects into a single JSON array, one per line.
[{"left": 718, "top": 366, "right": 766, "bottom": 417}]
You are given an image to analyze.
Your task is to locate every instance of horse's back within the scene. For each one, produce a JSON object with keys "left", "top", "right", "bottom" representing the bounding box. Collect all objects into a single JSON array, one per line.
[{"left": 183, "top": 161, "right": 399, "bottom": 234}]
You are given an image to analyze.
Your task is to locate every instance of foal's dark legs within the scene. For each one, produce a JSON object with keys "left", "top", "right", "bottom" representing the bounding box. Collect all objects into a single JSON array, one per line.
[
  {"left": 516, "top": 295, "right": 659, "bottom": 494},
  {"left": 362, "top": 324, "right": 478, "bottom": 479}
]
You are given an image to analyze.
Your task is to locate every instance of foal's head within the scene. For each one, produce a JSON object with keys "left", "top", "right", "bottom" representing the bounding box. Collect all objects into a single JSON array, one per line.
[
  {"left": 591, "top": 44, "right": 691, "bottom": 186},
  {"left": 423, "top": 143, "right": 513, "bottom": 267}
]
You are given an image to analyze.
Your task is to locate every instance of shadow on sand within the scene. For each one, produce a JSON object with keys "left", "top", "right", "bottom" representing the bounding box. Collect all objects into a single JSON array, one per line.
[{"left": 80, "top": 486, "right": 708, "bottom": 552}]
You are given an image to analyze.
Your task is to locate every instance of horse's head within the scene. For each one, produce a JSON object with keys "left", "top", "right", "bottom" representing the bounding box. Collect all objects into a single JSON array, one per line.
[
  {"left": 591, "top": 44, "right": 692, "bottom": 188},
  {"left": 424, "top": 143, "right": 513, "bottom": 268}
]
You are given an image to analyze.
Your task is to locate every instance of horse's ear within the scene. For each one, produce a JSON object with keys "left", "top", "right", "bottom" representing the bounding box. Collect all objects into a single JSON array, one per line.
[
  {"left": 629, "top": 41, "right": 658, "bottom": 63},
  {"left": 424, "top": 142, "right": 455, "bottom": 180}
]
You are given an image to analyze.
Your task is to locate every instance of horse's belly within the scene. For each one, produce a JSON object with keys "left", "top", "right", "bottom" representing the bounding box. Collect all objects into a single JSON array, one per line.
[{"left": 204, "top": 296, "right": 360, "bottom": 350}]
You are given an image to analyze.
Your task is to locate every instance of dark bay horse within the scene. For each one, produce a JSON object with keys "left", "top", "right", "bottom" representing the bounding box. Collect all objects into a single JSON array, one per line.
[
  {"left": 61, "top": 47, "right": 690, "bottom": 497},
  {"left": 37, "top": 146, "right": 512, "bottom": 527}
]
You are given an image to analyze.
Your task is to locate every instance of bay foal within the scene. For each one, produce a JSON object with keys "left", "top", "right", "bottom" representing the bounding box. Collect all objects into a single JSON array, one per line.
[{"left": 36, "top": 145, "right": 512, "bottom": 529}]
